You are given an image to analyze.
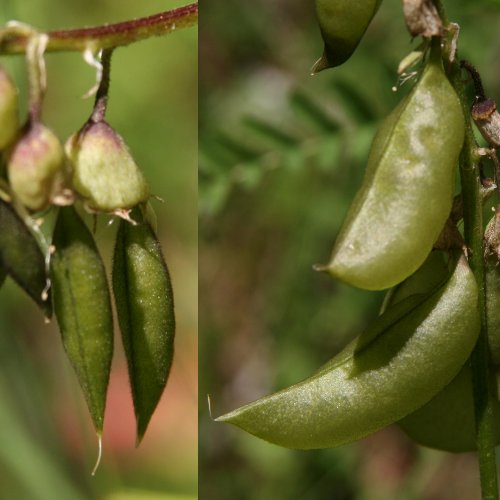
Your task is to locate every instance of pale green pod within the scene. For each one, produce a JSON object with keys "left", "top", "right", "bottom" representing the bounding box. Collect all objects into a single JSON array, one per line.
[
  {"left": 313, "top": 0, "right": 382, "bottom": 72},
  {"left": 112, "top": 209, "right": 175, "bottom": 444},
  {"left": 318, "top": 45, "right": 464, "bottom": 290},
  {"left": 7, "top": 122, "right": 65, "bottom": 212},
  {"left": 0, "top": 199, "right": 51, "bottom": 316},
  {"left": 216, "top": 255, "right": 479, "bottom": 449},
  {"left": 66, "top": 121, "right": 150, "bottom": 212},
  {"left": 51, "top": 206, "right": 114, "bottom": 434},
  {"left": 0, "top": 66, "right": 19, "bottom": 150},
  {"left": 380, "top": 250, "right": 450, "bottom": 314}
]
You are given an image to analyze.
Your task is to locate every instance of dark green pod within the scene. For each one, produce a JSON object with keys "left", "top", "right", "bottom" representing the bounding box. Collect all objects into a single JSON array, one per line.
[
  {"left": 51, "top": 206, "right": 113, "bottom": 435},
  {"left": 112, "top": 209, "right": 175, "bottom": 444},
  {"left": 393, "top": 250, "right": 500, "bottom": 452},
  {"left": 0, "top": 199, "right": 51, "bottom": 316},
  {"left": 313, "top": 0, "right": 382, "bottom": 72},
  {"left": 319, "top": 44, "right": 464, "bottom": 290},
  {"left": 398, "top": 364, "right": 500, "bottom": 452},
  {"left": 217, "top": 255, "right": 479, "bottom": 449}
]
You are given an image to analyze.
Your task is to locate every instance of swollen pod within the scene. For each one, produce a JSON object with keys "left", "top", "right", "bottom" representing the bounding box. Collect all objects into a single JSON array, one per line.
[
  {"left": 390, "top": 250, "right": 500, "bottom": 452},
  {"left": 319, "top": 44, "right": 464, "bottom": 290},
  {"left": 217, "top": 255, "right": 479, "bottom": 449},
  {"left": 313, "top": 0, "right": 382, "bottom": 72}
]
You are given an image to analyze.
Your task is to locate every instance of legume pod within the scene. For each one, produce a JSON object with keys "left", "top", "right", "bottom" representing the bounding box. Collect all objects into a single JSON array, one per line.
[
  {"left": 398, "top": 364, "right": 500, "bottom": 452},
  {"left": 318, "top": 44, "right": 464, "bottom": 290},
  {"left": 393, "top": 251, "right": 500, "bottom": 452},
  {"left": 51, "top": 206, "right": 113, "bottom": 435},
  {"left": 216, "top": 255, "right": 479, "bottom": 449},
  {"left": 0, "top": 199, "right": 51, "bottom": 316},
  {"left": 112, "top": 209, "right": 175, "bottom": 444},
  {"left": 313, "top": 0, "right": 382, "bottom": 73}
]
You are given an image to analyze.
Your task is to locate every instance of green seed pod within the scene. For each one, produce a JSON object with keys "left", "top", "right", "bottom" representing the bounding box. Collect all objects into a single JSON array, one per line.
[
  {"left": 380, "top": 250, "right": 450, "bottom": 314},
  {"left": 385, "top": 248, "right": 500, "bottom": 452},
  {"left": 398, "top": 364, "right": 500, "bottom": 452},
  {"left": 51, "top": 206, "right": 114, "bottom": 435},
  {"left": 216, "top": 255, "right": 479, "bottom": 449},
  {"left": 7, "top": 122, "right": 65, "bottom": 212},
  {"left": 0, "top": 199, "right": 51, "bottom": 316},
  {"left": 65, "top": 121, "right": 150, "bottom": 213},
  {"left": 312, "top": 0, "right": 382, "bottom": 73},
  {"left": 317, "top": 44, "right": 464, "bottom": 290},
  {"left": 112, "top": 208, "right": 175, "bottom": 443},
  {"left": 0, "top": 66, "right": 19, "bottom": 150}
]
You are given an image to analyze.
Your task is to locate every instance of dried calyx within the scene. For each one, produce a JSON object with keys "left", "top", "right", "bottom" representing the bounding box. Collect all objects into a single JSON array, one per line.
[
  {"left": 402, "top": 0, "right": 443, "bottom": 38},
  {"left": 461, "top": 60, "right": 500, "bottom": 148},
  {"left": 65, "top": 49, "right": 150, "bottom": 217},
  {"left": 66, "top": 120, "right": 150, "bottom": 214}
]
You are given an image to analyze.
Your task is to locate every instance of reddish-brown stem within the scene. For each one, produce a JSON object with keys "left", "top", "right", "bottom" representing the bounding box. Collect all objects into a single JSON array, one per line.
[{"left": 0, "top": 3, "right": 197, "bottom": 54}]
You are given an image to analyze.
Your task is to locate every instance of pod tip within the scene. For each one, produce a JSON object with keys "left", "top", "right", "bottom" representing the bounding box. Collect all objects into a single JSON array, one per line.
[
  {"left": 312, "top": 263, "right": 328, "bottom": 273},
  {"left": 91, "top": 434, "right": 103, "bottom": 476}
]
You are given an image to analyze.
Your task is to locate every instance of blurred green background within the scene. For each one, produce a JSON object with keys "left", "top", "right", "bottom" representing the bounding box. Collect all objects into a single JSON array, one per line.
[
  {"left": 0, "top": 1, "right": 197, "bottom": 499},
  {"left": 200, "top": 1, "right": 500, "bottom": 499}
]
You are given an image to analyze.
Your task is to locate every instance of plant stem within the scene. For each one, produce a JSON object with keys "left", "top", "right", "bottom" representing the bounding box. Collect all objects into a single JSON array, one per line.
[
  {"left": 91, "top": 49, "right": 113, "bottom": 123},
  {"left": 433, "top": 1, "right": 499, "bottom": 497},
  {"left": 449, "top": 45, "right": 500, "bottom": 500},
  {"left": 0, "top": 3, "right": 197, "bottom": 55}
]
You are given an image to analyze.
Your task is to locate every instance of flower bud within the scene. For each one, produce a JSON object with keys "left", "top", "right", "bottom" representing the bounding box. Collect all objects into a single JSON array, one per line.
[
  {"left": 65, "top": 121, "right": 150, "bottom": 213},
  {"left": 0, "top": 66, "right": 19, "bottom": 150},
  {"left": 7, "top": 122, "right": 65, "bottom": 212}
]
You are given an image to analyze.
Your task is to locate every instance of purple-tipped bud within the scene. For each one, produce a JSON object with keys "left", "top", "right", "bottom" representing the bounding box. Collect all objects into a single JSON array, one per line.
[
  {"left": 65, "top": 121, "right": 150, "bottom": 212},
  {"left": 7, "top": 122, "right": 65, "bottom": 211},
  {"left": 0, "top": 67, "right": 19, "bottom": 150}
]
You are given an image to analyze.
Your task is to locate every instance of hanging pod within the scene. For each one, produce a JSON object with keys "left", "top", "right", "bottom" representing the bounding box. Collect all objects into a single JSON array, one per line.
[
  {"left": 0, "top": 199, "right": 51, "bottom": 316},
  {"left": 50, "top": 206, "right": 114, "bottom": 435},
  {"left": 216, "top": 254, "right": 479, "bottom": 449},
  {"left": 112, "top": 207, "right": 175, "bottom": 444},
  {"left": 313, "top": 0, "right": 382, "bottom": 72},
  {"left": 317, "top": 43, "right": 464, "bottom": 290},
  {"left": 398, "top": 363, "right": 500, "bottom": 452},
  {"left": 0, "top": 66, "right": 19, "bottom": 150},
  {"left": 379, "top": 250, "right": 500, "bottom": 452}
]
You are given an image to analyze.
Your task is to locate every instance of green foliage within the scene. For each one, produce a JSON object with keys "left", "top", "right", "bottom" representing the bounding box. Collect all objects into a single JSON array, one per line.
[{"left": 201, "top": 1, "right": 500, "bottom": 498}]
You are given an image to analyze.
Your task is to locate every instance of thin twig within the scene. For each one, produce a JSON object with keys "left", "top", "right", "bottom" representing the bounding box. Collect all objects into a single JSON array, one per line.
[{"left": 0, "top": 3, "right": 198, "bottom": 55}]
